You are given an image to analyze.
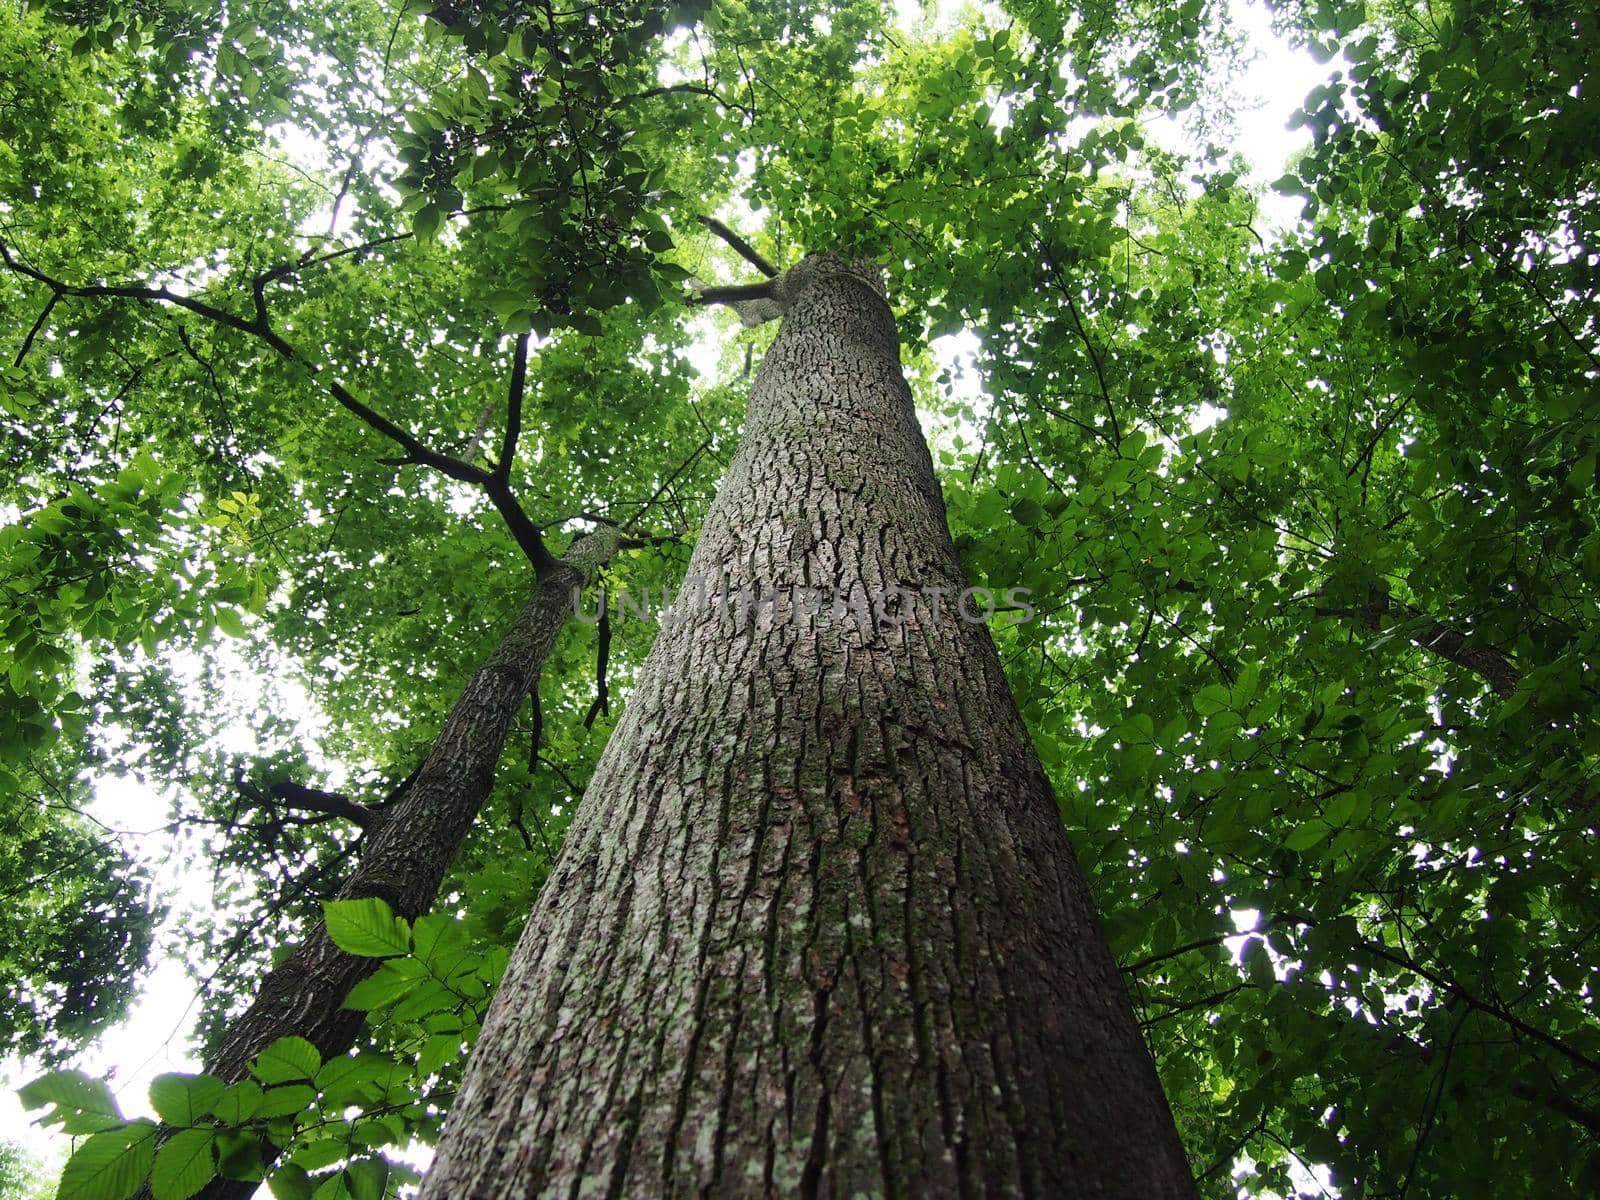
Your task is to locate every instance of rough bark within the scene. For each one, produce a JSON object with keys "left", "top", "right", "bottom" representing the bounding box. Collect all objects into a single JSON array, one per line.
[
  {"left": 177, "top": 528, "right": 618, "bottom": 1200},
  {"left": 420, "top": 256, "right": 1196, "bottom": 1199}
]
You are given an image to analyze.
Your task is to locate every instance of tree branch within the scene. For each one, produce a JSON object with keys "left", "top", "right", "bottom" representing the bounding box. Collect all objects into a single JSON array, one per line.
[
  {"left": 1508, "top": 1075, "right": 1600, "bottom": 1137},
  {"left": 493, "top": 332, "right": 531, "bottom": 483},
  {"left": 1, "top": 237, "right": 560, "bottom": 576},
  {"left": 0, "top": 238, "right": 491, "bottom": 486},
  {"left": 688, "top": 279, "right": 778, "bottom": 308},
  {"left": 1314, "top": 586, "right": 1521, "bottom": 697},
  {"left": 484, "top": 481, "right": 560, "bottom": 576},
  {"left": 615, "top": 81, "right": 750, "bottom": 118},
  {"left": 699, "top": 215, "right": 778, "bottom": 278},
  {"left": 460, "top": 399, "right": 497, "bottom": 465},
  {"left": 232, "top": 768, "right": 379, "bottom": 832},
  {"left": 1040, "top": 239, "right": 1122, "bottom": 446},
  {"left": 582, "top": 603, "right": 611, "bottom": 729},
  {"left": 13, "top": 292, "right": 58, "bottom": 367}
]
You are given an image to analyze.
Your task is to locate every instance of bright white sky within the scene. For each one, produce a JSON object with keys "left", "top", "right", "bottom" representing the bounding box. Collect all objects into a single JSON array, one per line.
[{"left": 1, "top": 0, "right": 1323, "bottom": 1185}]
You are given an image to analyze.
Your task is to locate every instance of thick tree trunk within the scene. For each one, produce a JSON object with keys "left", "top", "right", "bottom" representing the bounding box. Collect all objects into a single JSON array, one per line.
[
  {"left": 180, "top": 529, "right": 618, "bottom": 1200},
  {"left": 419, "top": 257, "right": 1195, "bottom": 1199}
]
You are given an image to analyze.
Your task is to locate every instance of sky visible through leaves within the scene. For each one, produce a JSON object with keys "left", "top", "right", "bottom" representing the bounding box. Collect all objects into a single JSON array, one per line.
[{"left": 0, "top": 2, "right": 1326, "bottom": 1182}]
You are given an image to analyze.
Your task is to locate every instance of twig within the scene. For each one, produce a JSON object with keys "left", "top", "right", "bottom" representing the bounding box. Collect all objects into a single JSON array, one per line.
[{"left": 583, "top": 604, "right": 611, "bottom": 728}]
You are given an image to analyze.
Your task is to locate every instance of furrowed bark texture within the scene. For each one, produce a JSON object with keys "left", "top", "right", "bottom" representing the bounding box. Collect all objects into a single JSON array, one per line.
[
  {"left": 420, "top": 257, "right": 1195, "bottom": 1199},
  {"left": 182, "top": 529, "right": 618, "bottom": 1200}
]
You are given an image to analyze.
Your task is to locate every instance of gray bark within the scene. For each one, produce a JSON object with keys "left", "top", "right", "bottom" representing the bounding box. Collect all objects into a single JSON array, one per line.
[
  {"left": 182, "top": 528, "right": 618, "bottom": 1200},
  {"left": 419, "top": 256, "right": 1195, "bottom": 1199}
]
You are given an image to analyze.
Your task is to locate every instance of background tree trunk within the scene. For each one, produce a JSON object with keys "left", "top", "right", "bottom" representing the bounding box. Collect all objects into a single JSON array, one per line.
[
  {"left": 179, "top": 529, "right": 618, "bottom": 1200},
  {"left": 419, "top": 257, "right": 1196, "bottom": 1199}
]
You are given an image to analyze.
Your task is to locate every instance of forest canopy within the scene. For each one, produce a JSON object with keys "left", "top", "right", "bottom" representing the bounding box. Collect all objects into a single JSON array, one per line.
[{"left": 1, "top": 0, "right": 1596, "bottom": 1197}]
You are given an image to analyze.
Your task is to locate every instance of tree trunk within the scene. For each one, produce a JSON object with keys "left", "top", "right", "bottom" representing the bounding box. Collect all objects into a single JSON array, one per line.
[
  {"left": 419, "top": 257, "right": 1196, "bottom": 1199},
  {"left": 181, "top": 528, "right": 618, "bottom": 1200}
]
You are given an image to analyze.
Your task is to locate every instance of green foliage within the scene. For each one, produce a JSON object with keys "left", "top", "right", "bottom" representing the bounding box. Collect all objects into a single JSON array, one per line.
[
  {"left": 17, "top": 901, "right": 511, "bottom": 1198},
  {"left": 2, "top": 0, "right": 1596, "bottom": 1196},
  {"left": 0, "top": 1141, "right": 52, "bottom": 1200}
]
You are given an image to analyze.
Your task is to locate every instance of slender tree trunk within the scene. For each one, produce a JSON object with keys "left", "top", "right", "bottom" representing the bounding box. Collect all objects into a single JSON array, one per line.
[
  {"left": 180, "top": 529, "right": 618, "bottom": 1200},
  {"left": 420, "top": 256, "right": 1195, "bottom": 1199}
]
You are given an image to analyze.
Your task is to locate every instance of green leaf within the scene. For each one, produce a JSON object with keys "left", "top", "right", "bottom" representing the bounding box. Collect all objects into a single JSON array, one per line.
[
  {"left": 341, "top": 965, "right": 421, "bottom": 1011},
  {"left": 256, "top": 1084, "right": 317, "bottom": 1118},
  {"left": 211, "top": 1080, "right": 264, "bottom": 1125},
  {"left": 290, "top": 1139, "right": 348, "bottom": 1172},
  {"left": 215, "top": 1131, "right": 264, "bottom": 1181},
  {"left": 413, "top": 202, "right": 443, "bottom": 242},
  {"left": 151, "top": 1127, "right": 217, "bottom": 1200},
  {"left": 267, "top": 1164, "right": 315, "bottom": 1200},
  {"left": 324, "top": 898, "right": 411, "bottom": 958},
  {"left": 149, "top": 1074, "right": 227, "bottom": 1126},
  {"left": 251, "top": 1036, "right": 322, "bottom": 1084},
  {"left": 1010, "top": 498, "right": 1044, "bottom": 527},
  {"left": 1284, "top": 822, "right": 1331, "bottom": 852},
  {"left": 418, "top": 1033, "right": 462, "bottom": 1078},
  {"left": 57, "top": 1119, "right": 157, "bottom": 1200},
  {"left": 344, "top": 1158, "right": 389, "bottom": 1200},
  {"left": 18, "top": 1069, "right": 122, "bottom": 1120},
  {"left": 390, "top": 978, "right": 457, "bottom": 1023},
  {"left": 410, "top": 913, "right": 465, "bottom": 966},
  {"left": 314, "top": 1052, "right": 391, "bottom": 1107},
  {"left": 214, "top": 607, "right": 249, "bottom": 639}
]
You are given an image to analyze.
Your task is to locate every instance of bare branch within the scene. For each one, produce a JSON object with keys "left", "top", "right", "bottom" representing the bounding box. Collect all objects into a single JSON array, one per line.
[
  {"left": 582, "top": 604, "right": 612, "bottom": 729},
  {"left": 13, "top": 293, "right": 57, "bottom": 367},
  {"left": 460, "top": 399, "right": 497, "bottom": 465},
  {"left": 493, "top": 332, "right": 531, "bottom": 482},
  {"left": 688, "top": 279, "right": 778, "bottom": 308},
  {"left": 233, "top": 768, "right": 379, "bottom": 832},
  {"left": 699, "top": 215, "right": 778, "bottom": 278}
]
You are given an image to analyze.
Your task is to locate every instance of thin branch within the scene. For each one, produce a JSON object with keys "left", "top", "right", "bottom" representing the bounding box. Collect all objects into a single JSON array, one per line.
[
  {"left": 493, "top": 332, "right": 531, "bottom": 483},
  {"left": 1042, "top": 244, "right": 1122, "bottom": 446},
  {"left": 1398, "top": 1007, "right": 1467, "bottom": 1200},
  {"left": 628, "top": 435, "right": 712, "bottom": 529},
  {"left": 13, "top": 293, "right": 58, "bottom": 367},
  {"left": 541, "top": 509, "right": 680, "bottom": 548},
  {"left": 1, "top": 237, "right": 560, "bottom": 577},
  {"left": 1313, "top": 588, "right": 1521, "bottom": 697},
  {"left": 256, "top": 230, "right": 416, "bottom": 289},
  {"left": 1120, "top": 932, "right": 1233, "bottom": 975},
  {"left": 582, "top": 604, "right": 612, "bottom": 729},
  {"left": 1196, "top": 1117, "right": 1266, "bottom": 1183},
  {"left": 699, "top": 215, "right": 778, "bottom": 278},
  {"left": 460, "top": 399, "right": 497, "bottom": 465},
  {"left": 614, "top": 81, "right": 750, "bottom": 118},
  {"left": 232, "top": 768, "right": 379, "bottom": 832},
  {"left": 0, "top": 239, "right": 491, "bottom": 487},
  {"left": 1139, "top": 983, "right": 1248, "bottom": 1028}
]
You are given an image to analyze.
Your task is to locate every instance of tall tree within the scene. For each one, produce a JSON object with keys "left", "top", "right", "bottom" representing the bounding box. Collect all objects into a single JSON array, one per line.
[
  {"left": 5, "top": 0, "right": 1597, "bottom": 1198},
  {"left": 421, "top": 255, "right": 1195, "bottom": 1197}
]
